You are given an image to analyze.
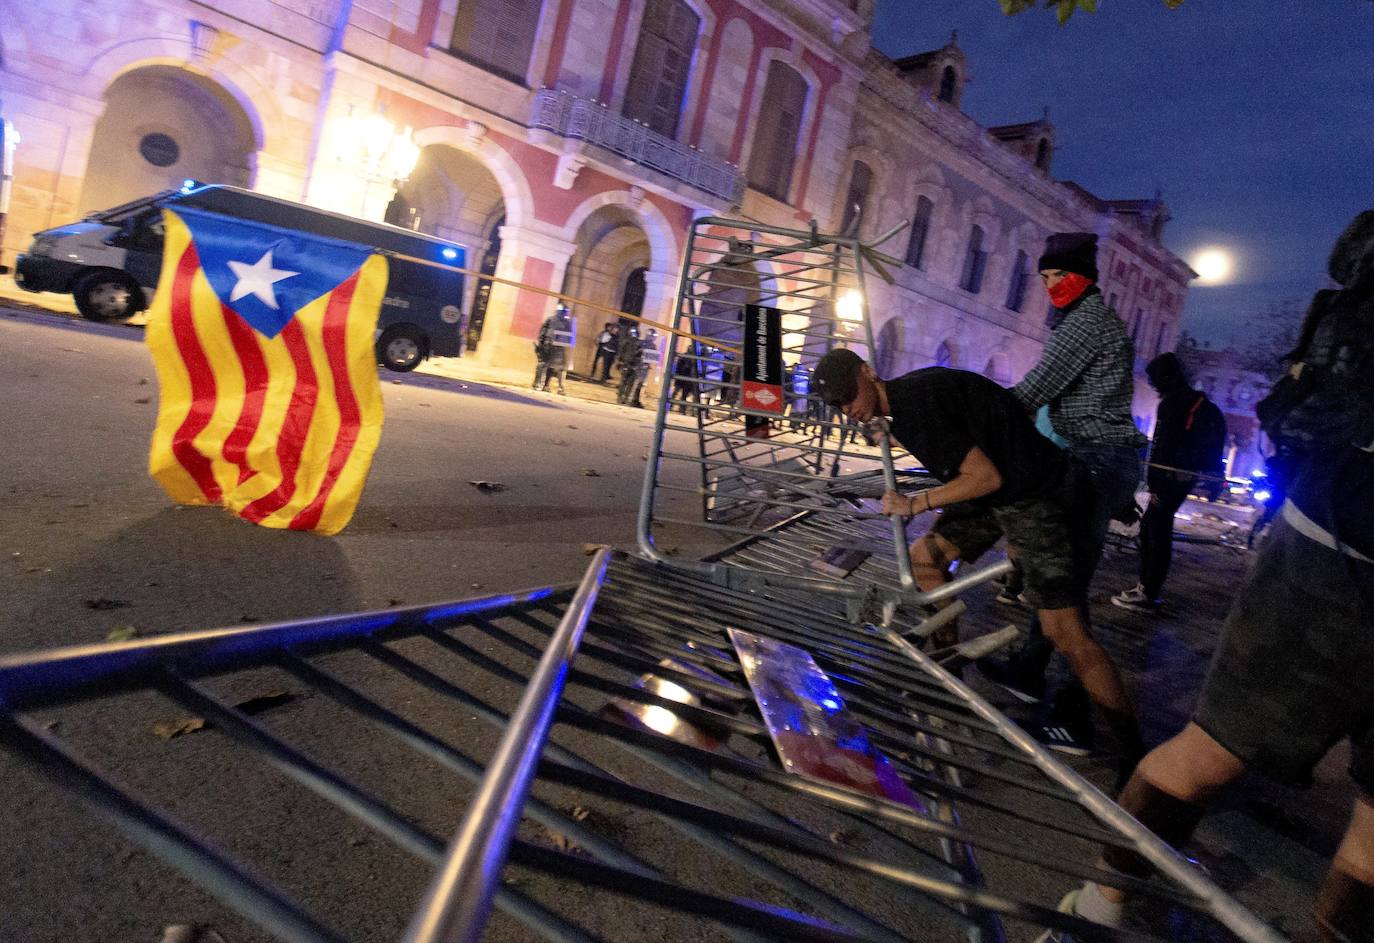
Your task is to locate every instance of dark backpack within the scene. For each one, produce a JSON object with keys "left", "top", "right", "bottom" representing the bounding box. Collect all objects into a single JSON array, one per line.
[
  {"left": 1256, "top": 286, "right": 1374, "bottom": 458},
  {"left": 1178, "top": 394, "right": 1227, "bottom": 476}
]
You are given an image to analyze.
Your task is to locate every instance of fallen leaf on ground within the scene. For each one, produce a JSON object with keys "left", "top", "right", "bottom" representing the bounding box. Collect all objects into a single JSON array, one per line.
[
  {"left": 468, "top": 480, "right": 507, "bottom": 492},
  {"left": 106, "top": 625, "right": 141, "bottom": 642},
  {"left": 582, "top": 543, "right": 610, "bottom": 555},
  {"left": 153, "top": 718, "right": 206, "bottom": 740},
  {"left": 134, "top": 397, "right": 151, "bottom": 404},
  {"left": 84, "top": 597, "right": 130, "bottom": 611},
  {"left": 581, "top": 468, "right": 601, "bottom": 477}
]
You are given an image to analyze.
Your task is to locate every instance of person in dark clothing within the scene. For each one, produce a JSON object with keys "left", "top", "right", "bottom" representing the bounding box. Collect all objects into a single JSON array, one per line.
[
  {"left": 533, "top": 304, "right": 574, "bottom": 394},
  {"left": 616, "top": 325, "right": 644, "bottom": 405},
  {"left": 672, "top": 346, "right": 701, "bottom": 414},
  {"left": 1113, "top": 353, "right": 1226, "bottom": 613},
  {"left": 979, "top": 232, "right": 1147, "bottom": 756},
  {"left": 591, "top": 322, "right": 619, "bottom": 382},
  {"left": 1033, "top": 209, "right": 1374, "bottom": 943},
  {"left": 813, "top": 350, "right": 1145, "bottom": 782}
]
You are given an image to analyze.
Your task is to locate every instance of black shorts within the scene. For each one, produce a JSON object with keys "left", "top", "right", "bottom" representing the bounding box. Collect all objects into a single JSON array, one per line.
[
  {"left": 1195, "top": 514, "right": 1374, "bottom": 794},
  {"left": 930, "top": 469, "right": 1089, "bottom": 611}
]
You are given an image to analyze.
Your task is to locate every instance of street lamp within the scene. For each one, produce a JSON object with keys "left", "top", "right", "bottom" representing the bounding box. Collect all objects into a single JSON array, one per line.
[
  {"left": 328, "top": 106, "right": 422, "bottom": 221},
  {"left": 836, "top": 288, "right": 864, "bottom": 323}
]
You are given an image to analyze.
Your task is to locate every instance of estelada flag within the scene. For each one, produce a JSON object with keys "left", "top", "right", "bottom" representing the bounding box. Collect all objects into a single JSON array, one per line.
[{"left": 146, "top": 207, "right": 388, "bottom": 535}]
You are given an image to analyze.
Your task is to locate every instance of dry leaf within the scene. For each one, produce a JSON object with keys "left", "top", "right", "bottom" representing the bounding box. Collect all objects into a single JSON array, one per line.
[
  {"left": 582, "top": 543, "right": 610, "bottom": 555},
  {"left": 85, "top": 598, "right": 130, "bottom": 611},
  {"left": 106, "top": 625, "right": 141, "bottom": 642},
  {"left": 468, "top": 480, "right": 507, "bottom": 493},
  {"left": 153, "top": 718, "right": 206, "bottom": 740},
  {"left": 580, "top": 468, "right": 601, "bottom": 477}
]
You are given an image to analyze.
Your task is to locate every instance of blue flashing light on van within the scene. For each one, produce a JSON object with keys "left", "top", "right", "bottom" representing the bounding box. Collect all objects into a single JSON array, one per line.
[{"left": 14, "top": 184, "right": 468, "bottom": 373}]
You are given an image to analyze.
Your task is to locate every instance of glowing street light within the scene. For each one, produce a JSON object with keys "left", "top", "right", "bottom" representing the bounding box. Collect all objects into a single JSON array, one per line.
[{"left": 836, "top": 289, "right": 864, "bottom": 323}]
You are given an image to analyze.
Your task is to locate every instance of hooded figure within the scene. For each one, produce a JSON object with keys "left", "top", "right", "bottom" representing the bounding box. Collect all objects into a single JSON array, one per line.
[{"left": 1113, "top": 353, "right": 1226, "bottom": 613}]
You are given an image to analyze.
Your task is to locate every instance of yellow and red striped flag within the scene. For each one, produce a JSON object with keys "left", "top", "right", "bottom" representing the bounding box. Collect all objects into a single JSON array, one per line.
[{"left": 146, "top": 207, "right": 388, "bottom": 535}]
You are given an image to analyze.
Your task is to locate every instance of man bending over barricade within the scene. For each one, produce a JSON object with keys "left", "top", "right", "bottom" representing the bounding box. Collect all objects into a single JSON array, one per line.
[{"left": 813, "top": 350, "right": 1145, "bottom": 782}]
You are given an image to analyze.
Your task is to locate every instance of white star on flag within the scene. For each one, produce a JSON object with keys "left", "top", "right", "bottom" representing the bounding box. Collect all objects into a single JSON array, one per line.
[{"left": 227, "top": 250, "right": 298, "bottom": 309}]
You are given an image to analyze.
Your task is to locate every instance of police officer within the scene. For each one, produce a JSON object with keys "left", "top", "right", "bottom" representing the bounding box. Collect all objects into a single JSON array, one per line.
[
  {"left": 533, "top": 303, "right": 574, "bottom": 394},
  {"left": 616, "top": 325, "right": 644, "bottom": 406}
]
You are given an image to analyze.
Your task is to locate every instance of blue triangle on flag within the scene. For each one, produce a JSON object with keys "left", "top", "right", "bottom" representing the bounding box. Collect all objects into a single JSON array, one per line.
[{"left": 175, "top": 207, "right": 374, "bottom": 338}]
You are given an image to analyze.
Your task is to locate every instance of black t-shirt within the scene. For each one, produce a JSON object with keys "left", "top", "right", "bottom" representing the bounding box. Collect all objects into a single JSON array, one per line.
[{"left": 884, "top": 367, "right": 1067, "bottom": 505}]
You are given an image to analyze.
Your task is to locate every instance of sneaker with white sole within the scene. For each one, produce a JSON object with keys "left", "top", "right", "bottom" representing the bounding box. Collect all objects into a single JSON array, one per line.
[
  {"left": 1033, "top": 719, "right": 1094, "bottom": 756},
  {"left": 1032, "top": 890, "right": 1081, "bottom": 943},
  {"left": 1111, "top": 585, "right": 1160, "bottom": 613}
]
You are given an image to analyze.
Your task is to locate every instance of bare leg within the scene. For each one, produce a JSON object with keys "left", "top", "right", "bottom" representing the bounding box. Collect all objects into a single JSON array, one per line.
[
  {"left": 1316, "top": 796, "right": 1374, "bottom": 942},
  {"left": 910, "top": 533, "right": 962, "bottom": 649},
  {"left": 1039, "top": 607, "right": 1134, "bottom": 719}
]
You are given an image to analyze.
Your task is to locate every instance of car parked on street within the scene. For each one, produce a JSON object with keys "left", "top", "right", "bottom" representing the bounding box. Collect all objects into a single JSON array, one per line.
[{"left": 14, "top": 183, "right": 467, "bottom": 372}]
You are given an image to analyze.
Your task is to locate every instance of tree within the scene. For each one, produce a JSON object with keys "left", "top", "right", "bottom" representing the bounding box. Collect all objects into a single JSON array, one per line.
[
  {"left": 999, "top": 0, "right": 1185, "bottom": 25},
  {"left": 1235, "top": 299, "right": 1302, "bottom": 375}
]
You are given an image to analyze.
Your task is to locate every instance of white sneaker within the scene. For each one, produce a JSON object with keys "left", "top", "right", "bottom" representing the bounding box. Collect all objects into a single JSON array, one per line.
[
  {"left": 1111, "top": 585, "right": 1160, "bottom": 614},
  {"left": 1032, "top": 889, "right": 1081, "bottom": 943}
]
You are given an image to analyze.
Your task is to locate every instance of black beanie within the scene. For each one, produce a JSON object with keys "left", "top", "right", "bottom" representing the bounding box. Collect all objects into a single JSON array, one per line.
[{"left": 1038, "top": 232, "right": 1099, "bottom": 281}]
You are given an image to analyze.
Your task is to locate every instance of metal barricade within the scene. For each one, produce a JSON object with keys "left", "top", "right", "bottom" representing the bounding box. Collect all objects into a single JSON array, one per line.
[
  {"left": 0, "top": 551, "right": 1284, "bottom": 942},
  {"left": 635, "top": 216, "right": 1011, "bottom": 618}
]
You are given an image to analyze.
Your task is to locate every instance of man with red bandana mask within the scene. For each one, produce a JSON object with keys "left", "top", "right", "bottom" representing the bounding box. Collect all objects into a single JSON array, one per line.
[{"left": 977, "top": 231, "right": 1148, "bottom": 765}]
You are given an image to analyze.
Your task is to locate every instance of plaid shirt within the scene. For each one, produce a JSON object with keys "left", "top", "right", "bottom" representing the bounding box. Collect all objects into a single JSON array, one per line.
[{"left": 1013, "top": 288, "right": 1147, "bottom": 448}]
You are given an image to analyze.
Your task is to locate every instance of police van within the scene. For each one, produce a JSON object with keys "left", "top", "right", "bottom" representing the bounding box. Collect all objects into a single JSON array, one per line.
[{"left": 14, "top": 184, "right": 467, "bottom": 372}]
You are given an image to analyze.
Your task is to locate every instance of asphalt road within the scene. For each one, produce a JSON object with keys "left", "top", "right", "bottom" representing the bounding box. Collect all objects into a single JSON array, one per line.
[
  {"left": 0, "top": 305, "right": 733, "bottom": 943},
  {"left": 0, "top": 305, "right": 718, "bottom": 652}
]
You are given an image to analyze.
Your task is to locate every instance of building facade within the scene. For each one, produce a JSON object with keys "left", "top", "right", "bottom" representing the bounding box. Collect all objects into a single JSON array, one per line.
[{"left": 0, "top": 0, "right": 1191, "bottom": 395}]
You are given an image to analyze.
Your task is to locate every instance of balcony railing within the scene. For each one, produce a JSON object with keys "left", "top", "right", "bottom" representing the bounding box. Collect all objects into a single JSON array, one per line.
[{"left": 531, "top": 89, "right": 745, "bottom": 204}]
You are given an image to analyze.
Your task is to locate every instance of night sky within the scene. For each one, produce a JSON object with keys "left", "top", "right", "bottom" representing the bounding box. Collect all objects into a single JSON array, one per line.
[{"left": 869, "top": 0, "right": 1374, "bottom": 349}]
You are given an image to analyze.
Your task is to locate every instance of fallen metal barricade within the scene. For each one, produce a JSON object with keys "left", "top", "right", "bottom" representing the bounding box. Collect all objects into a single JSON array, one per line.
[{"left": 0, "top": 551, "right": 1285, "bottom": 942}]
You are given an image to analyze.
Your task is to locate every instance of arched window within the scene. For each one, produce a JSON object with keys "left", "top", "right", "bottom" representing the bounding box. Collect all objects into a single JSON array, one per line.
[
  {"left": 840, "top": 160, "right": 872, "bottom": 235},
  {"left": 960, "top": 225, "right": 987, "bottom": 294},
  {"left": 619, "top": 266, "right": 648, "bottom": 330},
  {"left": 938, "top": 66, "right": 957, "bottom": 104},
  {"left": 748, "top": 62, "right": 809, "bottom": 202},
  {"left": 935, "top": 340, "right": 956, "bottom": 367},
  {"left": 1035, "top": 138, "right": 1050, "bottom": 169},
  {"left": 905, "top": 196, "right": 933, "bottom": 269},
  {"left": 1005, "top": 249, "right": 1029, "bottom": 312},
  {"left": 623, "top": 0, "right": 699, "bottom": 138},
  {"left": 983, "top": 354, "right": 1011, "bottom": 385},
  {"left": 450, "top": 0, "right": 543, "bottom": 85}
]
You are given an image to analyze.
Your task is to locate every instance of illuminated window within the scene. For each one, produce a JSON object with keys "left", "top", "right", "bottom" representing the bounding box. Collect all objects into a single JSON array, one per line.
[{"left": 623, "top": 0, "right": 699, "bottom": 138}]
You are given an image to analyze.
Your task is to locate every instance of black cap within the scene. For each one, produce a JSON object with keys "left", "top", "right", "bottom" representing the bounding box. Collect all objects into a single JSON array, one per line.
[
  {"left": 1038, "top": 232, "right": 1099, "bottom": 281},
  {"left": 812, "top": 348, "right": 865, "bottom": 407}
]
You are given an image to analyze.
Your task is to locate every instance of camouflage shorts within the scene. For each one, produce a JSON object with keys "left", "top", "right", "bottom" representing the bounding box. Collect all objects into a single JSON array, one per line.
[
  {"left": 930, "top": 468, "right": 1089, "bottom": 611},
  {"left": 1195, "top": 514, "right": 1374, "bottom": 793}
]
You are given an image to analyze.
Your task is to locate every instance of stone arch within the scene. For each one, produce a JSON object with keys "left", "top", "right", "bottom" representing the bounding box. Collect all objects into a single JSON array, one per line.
[
  {"left": 398, "top": 142, "right": 511, "bottom": 326},
  {"left": 412, "top": 125, "right": 535, "bottom": 230},
  {"left": 875, "top": 315, "right": 911, "bottom": 379},
  {"left": 935, "top": 338, "right": 959, "bottom": 368},
  {"left": 983, "top": 349, "right": 1012, "bottom": 385},
  {"left": 78, "top": 64, "right": 260, "bottom": 213},
  {"left": 83, "top": 44, "right": 278, "bottom": 156},
  {"left": 556, "top": 188, "right": 678, "bottom": 274},
  {"left": 561, "top": 202, "right": 656, "bottom": 371}
]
